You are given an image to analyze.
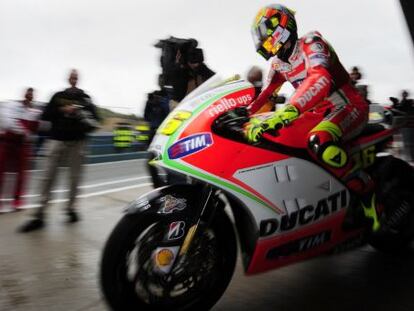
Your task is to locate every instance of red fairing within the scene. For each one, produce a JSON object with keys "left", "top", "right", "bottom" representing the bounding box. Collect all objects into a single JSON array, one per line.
[{"left": 246, "top": 209, "right": 362, "bottom": 275}]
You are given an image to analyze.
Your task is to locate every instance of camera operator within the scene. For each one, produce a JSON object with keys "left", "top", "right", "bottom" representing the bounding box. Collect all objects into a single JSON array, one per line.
[
  {"left": 179, "top": 48, "right": 215, "bottom": 98},
  {"left": 155, "top": 37, "right": 215, "bottom": 107}
]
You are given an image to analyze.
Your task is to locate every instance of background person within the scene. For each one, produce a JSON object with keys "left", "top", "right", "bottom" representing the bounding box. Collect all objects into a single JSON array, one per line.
[
  {"left": 183, "top": 48, "right": 215, "bottom": 98},
  {"left": 349, "top": 66, "right": 362, "bottom": 86},
  {"left": 391, "top": 90, "right": 414, "bottom": 162},
  {"left": 154, "top": 37, "right": 215, "bottom": 109},
  {"left": 392, "top": 90, "right": 414, "bottom": 113},
  {"left": 0, "top": 88, "right": 41, "bottom": 210},
  {"left": 151, "top": 37, "right": 215, "bottom": 185},
  {"left": 19, "top": 69, "right": 100, "bottom": 232},
  {"left": 247, "top": 66, "right": 264, "bottom": 99},
  {"left": 113, "top": 122, "right": 134, "bottom": 153},
  {"left": 143, "top": 89, "right": 170, "bottom": 188}
]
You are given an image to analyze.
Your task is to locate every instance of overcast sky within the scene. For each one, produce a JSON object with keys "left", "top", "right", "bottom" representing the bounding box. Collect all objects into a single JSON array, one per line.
[{"left": 1, "top": 0, "right": 413, "bottom": 116}]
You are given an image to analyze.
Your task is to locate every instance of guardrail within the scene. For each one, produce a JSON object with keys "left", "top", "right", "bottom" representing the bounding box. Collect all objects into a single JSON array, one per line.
[{"left": 35, "top": 133, "right": 150, "bottom": 164}]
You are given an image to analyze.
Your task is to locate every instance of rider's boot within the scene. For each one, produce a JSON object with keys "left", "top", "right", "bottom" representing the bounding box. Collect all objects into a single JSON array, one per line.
[{"left": 343, "top": 170, "right": 380, "bottom": 232}]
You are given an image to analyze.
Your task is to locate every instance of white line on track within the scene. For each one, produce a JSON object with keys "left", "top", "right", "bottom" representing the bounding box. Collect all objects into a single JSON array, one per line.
[
  {"left": 0, "top": 182, "right": 153, "bottom": 211},
  {"left": 0, "top": 176, "right": 152, "bottom": 200},
  {"left": 25, "top": 158, "right": 147, "bottom": 173}
]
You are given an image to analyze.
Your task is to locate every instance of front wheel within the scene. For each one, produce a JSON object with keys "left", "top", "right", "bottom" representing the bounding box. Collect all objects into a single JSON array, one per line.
[
  {"left": 100, "top": 209, "right": 237, "bottom": 311},
  {"left": 369, "top": 156, "right": 414, "bottom": 252}
]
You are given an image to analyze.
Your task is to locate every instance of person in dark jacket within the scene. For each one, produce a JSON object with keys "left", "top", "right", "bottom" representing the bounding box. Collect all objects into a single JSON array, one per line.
[
  {"left": 168, "top": 48, "right": 215, "bottom": 108},
  {"left": 396, "top": 90, "right": 414, "bottom": 113},
  {"left": 144, "top": 90, "right": 170, "bottom": 141},
  {"left": 144, "top": 90, "right": 170, "bottom": 188},
  {"left": 20, "top": 69, "right": 100, "bottom": 232}
]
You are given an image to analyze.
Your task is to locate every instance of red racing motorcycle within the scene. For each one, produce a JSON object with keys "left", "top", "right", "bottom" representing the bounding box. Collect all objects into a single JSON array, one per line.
[{"left": 100, "top": 76, "right": 414, "bottom": 310}]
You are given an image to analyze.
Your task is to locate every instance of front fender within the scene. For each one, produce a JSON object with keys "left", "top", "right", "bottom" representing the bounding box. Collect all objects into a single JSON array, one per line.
[{"left": 124, "top": 184, "right": 205, "bottom": 219}]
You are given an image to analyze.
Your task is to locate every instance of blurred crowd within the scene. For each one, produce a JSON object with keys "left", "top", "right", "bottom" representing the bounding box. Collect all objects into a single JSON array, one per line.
[{"left": 0, "top": 69, "right": 101, "bottom": 232}]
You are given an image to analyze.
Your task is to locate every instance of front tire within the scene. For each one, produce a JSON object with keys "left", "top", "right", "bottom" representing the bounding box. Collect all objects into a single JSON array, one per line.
[
  {"left": 369, "top": 156, "right": 414, "bottom": 252},
  {"left": 100, "top": 209, "right": 237, "bottom": 311}
]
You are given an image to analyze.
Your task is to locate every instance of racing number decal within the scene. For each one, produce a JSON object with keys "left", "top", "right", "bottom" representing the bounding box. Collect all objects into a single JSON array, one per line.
[
  {"left": 353, "top": 145, "right": 375, "bottom": 169},
  {"left": 362, "top": 146, "right": 376, "bottom": 167}
]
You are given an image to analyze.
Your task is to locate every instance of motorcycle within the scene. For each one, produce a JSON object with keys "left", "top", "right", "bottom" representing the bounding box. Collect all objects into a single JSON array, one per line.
[{"left": 100, "top": 75, "right": 414, "bottom": 310}]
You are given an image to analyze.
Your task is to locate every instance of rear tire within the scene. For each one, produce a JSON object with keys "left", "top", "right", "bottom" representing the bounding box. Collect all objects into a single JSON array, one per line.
[
  {"left": 100, "top": 209, "right": 237, "bottom": 311},
  {"left": 369, "top": 156, "right": 414, "bottom": 253}
]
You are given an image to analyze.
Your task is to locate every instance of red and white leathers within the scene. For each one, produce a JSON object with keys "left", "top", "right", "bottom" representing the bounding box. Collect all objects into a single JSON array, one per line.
[
  {"left": 249, "top": 31, "right": 369, "bottom": 182},
  {"left": 0, "top": 101, "right": 40, "bottom": 207}
]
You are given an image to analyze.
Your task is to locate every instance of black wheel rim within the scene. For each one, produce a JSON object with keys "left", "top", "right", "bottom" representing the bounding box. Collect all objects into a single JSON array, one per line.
[{"left": 117, "top": 221, "right": 222, "bottom": 309}]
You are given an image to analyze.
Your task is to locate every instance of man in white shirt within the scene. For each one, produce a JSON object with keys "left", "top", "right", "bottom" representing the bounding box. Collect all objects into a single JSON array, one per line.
[{"left": 0, "top": 88, "right": 41, "bottom": 210}]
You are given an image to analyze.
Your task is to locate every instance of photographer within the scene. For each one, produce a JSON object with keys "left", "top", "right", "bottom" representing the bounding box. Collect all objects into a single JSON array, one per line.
[
  {"left": 20, "top": 69, "right": 100, "bottom": 232},
  {"left": 179, "top": 48, "right": 215, "bottom": 99},
  {"left": 155, "top": 37, "right": 215, "bottom": 105}
]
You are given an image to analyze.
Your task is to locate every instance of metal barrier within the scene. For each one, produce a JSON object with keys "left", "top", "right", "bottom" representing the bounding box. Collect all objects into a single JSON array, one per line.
[{"left": 34, "top": 133, "right": 150, "bottom": 164}]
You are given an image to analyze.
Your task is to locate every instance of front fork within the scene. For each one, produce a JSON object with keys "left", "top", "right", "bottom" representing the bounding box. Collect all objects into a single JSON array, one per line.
[{"left": 153, "top": 185, "right": 223, "bottom": 275}]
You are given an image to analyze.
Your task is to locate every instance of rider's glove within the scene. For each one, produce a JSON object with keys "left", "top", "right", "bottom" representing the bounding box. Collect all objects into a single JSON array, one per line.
[{"left": 244, "top": 104, "right": 299, "bottom": 143}]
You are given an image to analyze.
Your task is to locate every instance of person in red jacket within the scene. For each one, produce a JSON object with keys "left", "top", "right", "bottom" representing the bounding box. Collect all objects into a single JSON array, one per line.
[
  {"left": 0, "top": 88, "right": 40, "bottom": 210},
  {"left": 245, "top": 4, "right": 378, "bottom": 230}
]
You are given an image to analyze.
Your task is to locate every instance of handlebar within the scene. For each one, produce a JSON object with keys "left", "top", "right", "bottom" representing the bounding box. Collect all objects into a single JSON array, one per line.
[{"left": 212, "top": 107, "right": 250, "bottom": 141}]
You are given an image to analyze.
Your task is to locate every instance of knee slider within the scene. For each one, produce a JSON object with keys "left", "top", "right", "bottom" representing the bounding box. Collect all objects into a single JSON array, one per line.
[{"left": 308, "top": 134, "right": 348, "bottom": 168}]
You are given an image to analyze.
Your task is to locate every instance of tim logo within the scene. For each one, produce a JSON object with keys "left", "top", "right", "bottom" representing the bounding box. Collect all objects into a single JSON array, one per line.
[
  {"left": 167, "top": 221, "right": 185, "bottom": 240},
  {"left": 168, "top": 133, "right": 213, "bottom": 159}
]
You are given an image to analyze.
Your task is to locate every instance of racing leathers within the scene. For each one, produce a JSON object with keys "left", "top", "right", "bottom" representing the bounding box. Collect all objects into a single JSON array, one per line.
[{"left": 248, "top": 31, "right": 369, "bottom": 181}]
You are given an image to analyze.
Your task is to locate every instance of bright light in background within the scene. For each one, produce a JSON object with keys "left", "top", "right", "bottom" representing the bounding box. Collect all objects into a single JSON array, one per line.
[{"left": 0, "top": 0, "right": 412, "bottom": 116}]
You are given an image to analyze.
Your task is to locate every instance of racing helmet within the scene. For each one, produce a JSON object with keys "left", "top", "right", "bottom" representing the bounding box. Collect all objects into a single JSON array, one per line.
[{"left": 252, "top": 4, "right": 297, "bottom": 61}]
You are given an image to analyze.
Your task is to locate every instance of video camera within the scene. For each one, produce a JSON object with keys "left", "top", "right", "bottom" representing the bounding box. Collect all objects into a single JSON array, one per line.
[{"left": 154, "top": 36, "right": 203, "bottom": 73}]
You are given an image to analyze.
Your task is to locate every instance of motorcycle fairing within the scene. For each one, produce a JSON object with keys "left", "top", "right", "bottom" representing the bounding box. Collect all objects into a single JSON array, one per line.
[
  {"left": 246, "top": 206, "right": 361, "bottom": 274},
  {"left": 232, "top": 157, "right": 349, "bottom": 233},
  {"left": 148, "top": 78, "right": 394, "bottom": 276}
]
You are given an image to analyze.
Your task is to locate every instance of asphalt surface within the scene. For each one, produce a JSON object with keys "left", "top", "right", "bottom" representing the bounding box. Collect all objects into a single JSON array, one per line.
[{"left": 1, "top": 159, "right": 414, "bottom": 311}]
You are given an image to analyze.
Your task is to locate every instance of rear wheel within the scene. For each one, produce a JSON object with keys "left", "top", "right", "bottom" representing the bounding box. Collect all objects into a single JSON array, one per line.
[
  {"left": 369, "top": 156, "right": 414, "bottom": 252},
  {"left": 100, "top": 209, "right": 237, "bottom": 311}
]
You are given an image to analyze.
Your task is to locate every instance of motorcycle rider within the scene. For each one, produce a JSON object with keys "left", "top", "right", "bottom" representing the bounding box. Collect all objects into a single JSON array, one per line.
[{"left": 244, "top": 4, "right": 379, "bottom": 230}]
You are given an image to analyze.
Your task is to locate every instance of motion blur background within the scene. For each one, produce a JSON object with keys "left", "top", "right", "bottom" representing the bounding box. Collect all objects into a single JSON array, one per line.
[{"left": 0, "top": 0, "right": 413, "bottom": 115}]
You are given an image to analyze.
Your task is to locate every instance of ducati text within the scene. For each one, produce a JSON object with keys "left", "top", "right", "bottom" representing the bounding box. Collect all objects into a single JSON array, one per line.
[
  {"left": 296, "top": 76, "right": 330, "bottom": 107},
  {"left": 260, "top": 190, "right": 347, "bottom": 236}
]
